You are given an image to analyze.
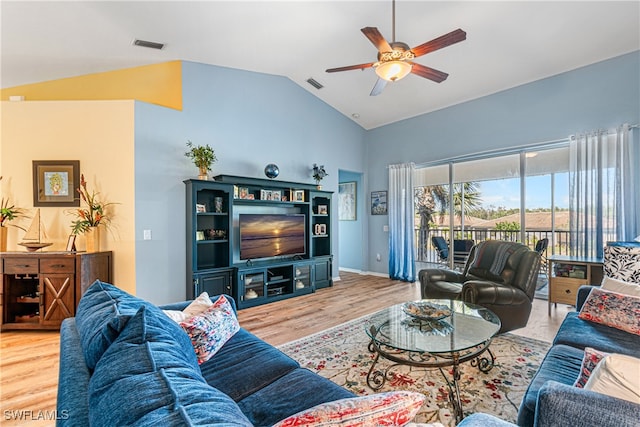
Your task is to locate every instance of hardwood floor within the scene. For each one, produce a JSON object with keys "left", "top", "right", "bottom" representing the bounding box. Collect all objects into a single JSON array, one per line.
[{"left": 0, "top": 271, "right": 566, "bottom": 426}]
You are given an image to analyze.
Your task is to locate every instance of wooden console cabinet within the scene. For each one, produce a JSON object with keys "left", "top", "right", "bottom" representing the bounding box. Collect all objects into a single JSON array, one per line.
[
  {"left": 0, "top": 251, "right": 112, "bottom": 330},
  {"left": 548, "top": 255, "right": 603, "bottom": 315}
]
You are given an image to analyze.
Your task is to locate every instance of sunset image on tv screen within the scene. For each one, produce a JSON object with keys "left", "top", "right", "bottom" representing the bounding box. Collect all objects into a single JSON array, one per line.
[{"left": 240, "top": 214, "right": 305, "bottom": 259}]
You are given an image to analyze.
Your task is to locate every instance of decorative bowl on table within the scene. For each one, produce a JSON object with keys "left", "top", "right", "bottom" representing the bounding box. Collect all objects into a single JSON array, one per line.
[{"left": 402, "top": 301, "right": 452, "bottom": 321}]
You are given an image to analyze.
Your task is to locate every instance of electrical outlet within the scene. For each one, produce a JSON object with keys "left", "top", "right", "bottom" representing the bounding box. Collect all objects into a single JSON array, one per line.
[
  {"left": 143, "top": 229, "right": 152, "bottom": 240},
  {"left": 376, "top": 253, "right": 381, "bottom": 261}
]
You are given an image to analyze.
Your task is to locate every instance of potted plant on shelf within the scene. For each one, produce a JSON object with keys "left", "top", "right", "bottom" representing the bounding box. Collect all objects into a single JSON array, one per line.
[
  {"left": 69, "top": 174, "right": 115, "bottom": 252},
  {"left": 185, "top": 141, "right": 217, "bottom": 180},
  {"left": 312, "top": 164, "right": 328, "bottom": 189},
  {"left": 0, "top": 176, "right": 26, "bottom": 252}
]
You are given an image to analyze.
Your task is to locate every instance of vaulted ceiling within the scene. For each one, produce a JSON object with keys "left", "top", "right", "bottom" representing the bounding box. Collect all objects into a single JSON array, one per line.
[{"left": 1, "top": 1, "right": 639, "bottom": 130}]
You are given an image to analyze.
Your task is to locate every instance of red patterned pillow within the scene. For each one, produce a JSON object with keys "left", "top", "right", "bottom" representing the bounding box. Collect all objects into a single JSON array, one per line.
[
  {"left": 180, "top": 295, "right": 240, "bottom": 364},
  {"left": 272, "top": 391, "right": 425, "bottom": 427},
  {"left": 573, "top": 347, "right": 609, "bottom": 388},
  {"left": 578, "top": 288, "right": 640, "bottom": 335}
]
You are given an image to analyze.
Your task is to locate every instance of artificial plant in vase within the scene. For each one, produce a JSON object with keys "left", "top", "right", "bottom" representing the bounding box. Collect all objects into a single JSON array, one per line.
[
  {"left": 185, "top": 141, "right": 217, "bottom": 180},
  {"left": 69, "top": 174, "right": 115, "bottom": 252},
  {"left": 0, "top": 176, "right": 26, "bottom": 252},
  {"left": 312, "top": 164, "right": 328, "bottom": 189}
]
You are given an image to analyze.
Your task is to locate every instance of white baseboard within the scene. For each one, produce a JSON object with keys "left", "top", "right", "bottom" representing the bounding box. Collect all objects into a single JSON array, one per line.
[{"left": 338, "top": 267, "right": 389, "bottom": 278}]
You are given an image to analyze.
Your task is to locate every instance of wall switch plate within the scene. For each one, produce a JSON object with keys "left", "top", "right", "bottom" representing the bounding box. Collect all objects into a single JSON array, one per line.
[
  {"left": 143, "top": 229, "right": 152, "bottom": 240},
  {"left": 383, "top": 225, "right": 389, "bottom": 232}
]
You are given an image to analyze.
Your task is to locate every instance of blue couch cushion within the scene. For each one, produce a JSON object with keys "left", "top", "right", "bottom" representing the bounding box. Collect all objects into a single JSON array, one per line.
[
  {"left": 75, "top": 280, "right": 152, "bottom": 370},
  {"left": 89, "top": 304, "right": 252, "bottom": 427},
  {"left": 238, "top": 367, "right": 356, "bottom": 426},
  {"left": 553, "top": 312, "right": 640, "bottom": 356},
  {"left": 199, "top": 328, "right": 300, "bottom": 401},
  {"left": 517, "top": 344, "right": 584, "bottom": 427}
]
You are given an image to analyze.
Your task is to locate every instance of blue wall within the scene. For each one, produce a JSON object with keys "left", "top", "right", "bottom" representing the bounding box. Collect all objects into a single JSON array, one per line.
[
  {"left": 134, "top": 62, "right": 366, "bottom": 304},
  {"left": 338, "top": 170, "right": 365, "bottom": 271},
  {"left": 364, "top": 51, "right": 640, "bottom": 275}
]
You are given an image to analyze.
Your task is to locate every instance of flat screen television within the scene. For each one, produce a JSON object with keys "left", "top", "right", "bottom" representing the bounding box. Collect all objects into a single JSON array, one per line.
[{"left": 239, "top": 214, "right": 306, "bottom": 260}]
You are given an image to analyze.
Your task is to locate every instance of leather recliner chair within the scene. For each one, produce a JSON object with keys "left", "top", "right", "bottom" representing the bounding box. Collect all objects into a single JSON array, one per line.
[{"left": 419, "top": 240, "right": 541, "bottom": 334}]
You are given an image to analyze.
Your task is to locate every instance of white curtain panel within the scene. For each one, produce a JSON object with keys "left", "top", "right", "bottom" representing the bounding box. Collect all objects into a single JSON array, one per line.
[
  {"left": 569, "top": 124, "right": 635, "bottom": 258},
  {"left": 388, "top": 163, "right": 416, "bottom": 282}
]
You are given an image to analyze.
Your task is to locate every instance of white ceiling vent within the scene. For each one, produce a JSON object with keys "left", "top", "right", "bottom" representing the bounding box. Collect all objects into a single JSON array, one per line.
[
  {"left": 306, "top": 78, "right": 324, "bottom": 90},
  {"left": 133, "top": 39, "right": 165, "bottom": 50}
]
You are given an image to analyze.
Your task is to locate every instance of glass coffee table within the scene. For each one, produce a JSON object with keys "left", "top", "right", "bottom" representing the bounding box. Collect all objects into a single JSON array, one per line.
[{"left": 365, "top": 299, "right": 501, "bottom": 422}]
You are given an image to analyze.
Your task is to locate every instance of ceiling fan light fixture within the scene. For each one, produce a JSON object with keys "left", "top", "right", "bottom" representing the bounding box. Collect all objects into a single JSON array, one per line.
[{"left": 375, "top": 60, "right": 412, "bottom": 82}]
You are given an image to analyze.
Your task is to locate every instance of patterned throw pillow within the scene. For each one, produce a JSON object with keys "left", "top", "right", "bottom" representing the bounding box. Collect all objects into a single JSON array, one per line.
[
  {"left": 578, "top": 288, "right": 640, "bottom": 335},
  {"left": 180, "top": 295, "right": 240, "bottom": 364},
  {"left": 573, "top": 347, "right": 609, "bottom": 388},
  {"left": 272, "top": 391, "right": 426, "bottom": 427}
]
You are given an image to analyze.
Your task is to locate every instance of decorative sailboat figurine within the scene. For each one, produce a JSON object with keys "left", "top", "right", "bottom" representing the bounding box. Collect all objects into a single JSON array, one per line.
[{"left": 18, "top": 209, "right": 52, "bottom": 252}]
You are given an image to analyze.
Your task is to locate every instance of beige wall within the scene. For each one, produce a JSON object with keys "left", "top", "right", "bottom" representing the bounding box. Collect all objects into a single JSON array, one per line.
[{"left": 1, "top": 100, "right": 136, "bottom": 294}]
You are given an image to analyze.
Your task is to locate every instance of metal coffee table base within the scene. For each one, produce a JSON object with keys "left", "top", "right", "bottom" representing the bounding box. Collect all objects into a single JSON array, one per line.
[{"left": 366, "top": 327, "right": 496, "bottom": 423}]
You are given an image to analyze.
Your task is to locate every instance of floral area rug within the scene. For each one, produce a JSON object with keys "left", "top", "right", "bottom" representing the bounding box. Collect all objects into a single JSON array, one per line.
[{"left": 278, "top": 313, "right": 550, "bottom": 426}]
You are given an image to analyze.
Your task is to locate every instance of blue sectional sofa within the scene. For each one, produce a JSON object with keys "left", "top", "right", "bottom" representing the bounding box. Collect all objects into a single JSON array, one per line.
[
  {"left": 57, "top": 281, "right": 354, "bottom": 426},
  {"left": 459, "top": 285, "right": 640, "bottom": 427}
]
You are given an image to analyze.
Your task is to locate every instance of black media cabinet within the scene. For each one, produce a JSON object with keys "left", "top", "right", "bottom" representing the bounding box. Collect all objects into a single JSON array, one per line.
[{"left": 185, "top": 175, "right": 333, "bottom": 309}]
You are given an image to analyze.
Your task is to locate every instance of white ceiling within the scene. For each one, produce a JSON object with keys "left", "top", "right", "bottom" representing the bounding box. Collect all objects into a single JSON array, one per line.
[{"left": 1, "top": 1, "right": 639, "bottom": 130}]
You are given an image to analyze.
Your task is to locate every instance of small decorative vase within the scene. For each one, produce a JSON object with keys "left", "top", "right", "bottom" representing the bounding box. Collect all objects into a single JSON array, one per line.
[
  {"left": 0, "top": 227, "right": 7, "bottom": 252},
  {"left": 316, "top": 182, "right": 322, "bottom": 190},
  {"left": 85, "top": 227, "right": 100, "bottom": 252},
  {"left": 198, "top": 166, "right": 209, "bottom": 180}
]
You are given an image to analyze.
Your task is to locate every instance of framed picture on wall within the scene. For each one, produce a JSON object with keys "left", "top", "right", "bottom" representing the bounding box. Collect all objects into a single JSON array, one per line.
[
  {"left": 371, "top": 191, "right": 388, "bottom": 215},
  {"left": 338, "top": 181, "right": 356, "bottom": 221},
  {"left": 32, "top": 160, "right": 80, "bottom": 207}
]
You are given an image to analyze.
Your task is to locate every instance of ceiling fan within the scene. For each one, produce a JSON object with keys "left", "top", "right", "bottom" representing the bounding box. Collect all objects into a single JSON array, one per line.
[{"left": 326, "top": 0, "right": 466, "bottom": 96}]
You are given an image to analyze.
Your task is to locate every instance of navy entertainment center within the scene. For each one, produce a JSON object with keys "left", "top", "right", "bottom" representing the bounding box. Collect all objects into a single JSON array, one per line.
[{"left": 185, "top": 175, "right": 333, "bottom": 309}]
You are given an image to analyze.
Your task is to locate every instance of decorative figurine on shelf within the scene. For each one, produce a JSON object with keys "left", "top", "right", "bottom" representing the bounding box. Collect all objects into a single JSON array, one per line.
[
  {"left": 185, "top": 141, "right": 217, "bottom": 180},
  {"left": 312, "top": 164, "right": 328, "bottom": 189},
  {"left": 264, "top": 164, "right": 280, "bottom": 179}
]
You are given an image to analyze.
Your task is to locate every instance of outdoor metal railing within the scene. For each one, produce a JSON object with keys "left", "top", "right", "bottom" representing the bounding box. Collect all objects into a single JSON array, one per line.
[{"left": 416, "top": 227, "right": 573, "bottom": 264}]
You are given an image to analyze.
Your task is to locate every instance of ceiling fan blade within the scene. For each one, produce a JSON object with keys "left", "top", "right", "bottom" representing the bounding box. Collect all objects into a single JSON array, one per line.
[
  {"left": 370, "top": 78, "right": 387, "bottom": 96},
  {"left": 410, "top": 63, "right": 449, "bottom": 83},
  {"left": 326, "top": 63, "right": 374, "bottom": 73},
  {"left": 361, "top": 27, "right": 392, "bottom": 53},
  {"left": 410, "top": 29, "right": 466, "bottom": 58}
]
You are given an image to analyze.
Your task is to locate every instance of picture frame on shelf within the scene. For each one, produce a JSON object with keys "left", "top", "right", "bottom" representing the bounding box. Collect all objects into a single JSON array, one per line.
[
  {"left": 196, "top": 203, "right": 207, "bottom": 213},
  {"left": 239, "top": 187, "right": 249, "bottom": 199},
  {"left": 292, "top": 190, "right": 305, "bottom": 202},
  {"left": 371, "top": 191, "right": 388, "bottom": 215},
  {"left": 65, "top": 235, "right": 77, "bottom": 252},
  {"left": 317, "top": 205, "right": 328, "bottom": 215},
  {"left": 260, "top": 189, "right": 273, "bottom": 200},
  {"left": 32, "top": 160, "right": 80, "bottom": 207},
  {"left": 272, "top": 190, "right": 281, "bottom": 201}
]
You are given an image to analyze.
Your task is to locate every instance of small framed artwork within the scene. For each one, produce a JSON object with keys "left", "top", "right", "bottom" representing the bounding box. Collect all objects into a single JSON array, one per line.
[
  {"left": 338, "top": 181, "right": 356, "bottom": 221},
  {"left": 292, "top": 190, "right": 305, "bottom": 202},
  {"left": 371, "top": 191, "right": 388, "bottom": 215},
  {"left": 32, "top": 160, "right": 80, "bottom": 207},
  {"left": 239, "top": 187, "right": 249, "bottom": 199},
  {"left": 65, "top": 235, "right": 77, "bottom": 252},
  {"left": 318, "top": 224, "right": 327, "bottom": 235},
  {"left": 196, "top": 203, "right": 207, "bottom": 213},
  {"left": 272, "top": 190, "right": 282, "bottom": 201},
  {"left": 196, "top": 231, "right": 205, "bottom": 241},
  {"left": 318, "top": 205, "right": 328, "bottom": 215}
]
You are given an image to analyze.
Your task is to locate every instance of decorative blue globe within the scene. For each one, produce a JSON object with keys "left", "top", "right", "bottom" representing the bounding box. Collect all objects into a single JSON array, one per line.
[{"left": 264, "top": 164, "right": 279, "bottom": 179}]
